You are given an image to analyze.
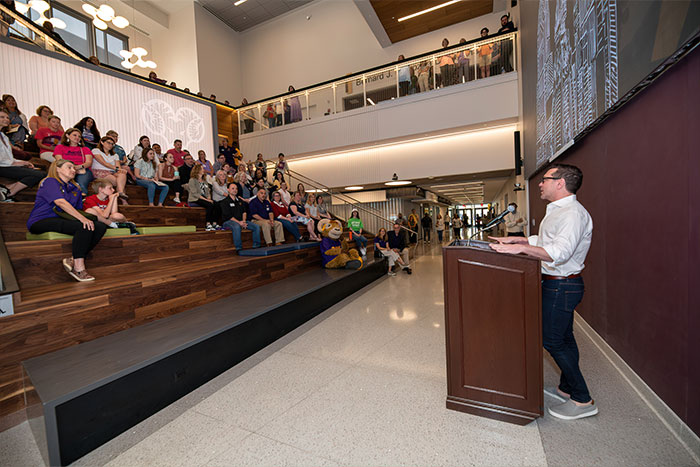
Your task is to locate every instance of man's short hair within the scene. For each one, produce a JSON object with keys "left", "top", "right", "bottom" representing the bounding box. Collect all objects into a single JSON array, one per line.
[
  {"left": 501, "top": 14, "right": 508, "bottom": 20},
  {"left": 257, "top": 187, "right": 267, "bottom": 193},
  {"left": 106, "top": 130, "right": 117, "bottom": 137},
  {"left": 218, "top": 154, "right": 225, "bottom": 159},
  {"left": 174, "top": 139, "right": 182, "bottom": 144},
  {"left": 393, "top": 222, "right": 400, "bottom": 227},
  {"left": 551, "top": 163, "right": 583, "bottom": 194},
  {"left": 227, "top": 182, "right": 238, "bottom": 189}
]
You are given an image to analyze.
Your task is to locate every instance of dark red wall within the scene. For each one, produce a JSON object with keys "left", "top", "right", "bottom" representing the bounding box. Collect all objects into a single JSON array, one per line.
[{"left": 528, "top": 46, "right": 700, "bottom": 436}]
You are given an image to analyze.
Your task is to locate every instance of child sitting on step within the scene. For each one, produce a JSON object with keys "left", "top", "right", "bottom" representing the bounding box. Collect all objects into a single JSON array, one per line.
[{"left": 83, "top": 179, "right": 138, "bottom": 234}]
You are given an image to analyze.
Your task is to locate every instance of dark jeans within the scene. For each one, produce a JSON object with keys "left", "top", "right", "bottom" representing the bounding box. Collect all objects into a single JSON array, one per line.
[
  {"left": 29, "top": 217, "right": 107, "bottom": 259},
  {"left": 191, "top": 199, "right": 219, "bottom": 224},
  {"left": 276, "top": 217, "right": 301, "bottom": 241},
  {"left": 542, "top": 277, "right": 591, "bottom": 403},
  {"left": 0, "top": 165, "right": 45, "bottom": 188},
  {"left": 437, "top": 230, "right": 443, "bottom": 242},
  {"left": 162, "top": 179, "right": 183, "bottom": 197},
  {"left": 243, "top": 118, "right": 254, "bottom": 133},
  {"left": 453, "top": 227, "right": 460, "bottom": 239},
  {"left": 422, "top": 227, "right": 431, "bottom": 241}
]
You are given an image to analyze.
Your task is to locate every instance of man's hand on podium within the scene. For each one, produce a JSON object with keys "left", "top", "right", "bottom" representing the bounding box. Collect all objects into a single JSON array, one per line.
[
  {"left": 488, "top": 236, "right": 528, "bottom": 245},
  {"left": 488, "top": 236, "right": 553, "bottom": 262}
]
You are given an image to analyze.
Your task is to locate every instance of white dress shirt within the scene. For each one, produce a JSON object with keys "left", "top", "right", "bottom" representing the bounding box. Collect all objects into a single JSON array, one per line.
[
  {"left": 528, "top": 195, "right": 592, "bottom": 276},
  {"left": 0, "top": 133, "right": 20, "bottom": 167}
]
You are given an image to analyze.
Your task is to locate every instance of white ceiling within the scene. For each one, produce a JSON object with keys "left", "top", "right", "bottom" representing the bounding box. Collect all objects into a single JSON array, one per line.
[{"left": 197, "top": 0, "right": 313, "bottom": 32}]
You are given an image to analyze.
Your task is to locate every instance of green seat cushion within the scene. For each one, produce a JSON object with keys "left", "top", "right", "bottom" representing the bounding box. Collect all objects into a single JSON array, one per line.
[
  {"left": 135, "top": 225, "right": 197, "bottom": 235},
  {"left": 26, "top": 228, "right": 131, "bottom": 241}
]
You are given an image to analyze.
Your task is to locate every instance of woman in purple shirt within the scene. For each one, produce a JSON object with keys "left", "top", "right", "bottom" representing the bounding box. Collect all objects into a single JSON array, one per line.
[{"left": 27, "top": 159, "right": 107, "bottom": 281}]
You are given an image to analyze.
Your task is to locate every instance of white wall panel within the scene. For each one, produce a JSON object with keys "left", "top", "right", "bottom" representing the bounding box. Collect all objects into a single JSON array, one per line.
[
  {"left": 240, "top": 73, "right": 518, "bottom": 162},
  {"left": 0, "top": 41, "right": 215, "bottom": 158}
]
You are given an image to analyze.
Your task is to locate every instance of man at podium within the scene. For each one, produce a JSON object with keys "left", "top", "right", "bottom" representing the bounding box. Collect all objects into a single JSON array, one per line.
[{"left": 489, "top": 164, "right": 597, "bottom": 421}]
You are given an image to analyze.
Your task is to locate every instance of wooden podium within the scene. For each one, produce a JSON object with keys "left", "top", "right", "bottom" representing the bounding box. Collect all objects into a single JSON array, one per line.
[{"left": 442, "top": 239, "right": 542, "bottom": 425}]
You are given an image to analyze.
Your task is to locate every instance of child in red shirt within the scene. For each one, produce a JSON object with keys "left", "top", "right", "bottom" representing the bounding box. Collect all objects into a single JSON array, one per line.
[{"left": 84, "top": 179, "right": 138, "bottom": 234}]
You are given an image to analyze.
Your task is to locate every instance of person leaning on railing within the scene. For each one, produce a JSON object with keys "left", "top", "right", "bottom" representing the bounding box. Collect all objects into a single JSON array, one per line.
[
  {"left": 26, "top": 159, "right": 106, "bottom": 282},
  {"left": 1, "top": 0, "right": 18, "bottom": 37}
]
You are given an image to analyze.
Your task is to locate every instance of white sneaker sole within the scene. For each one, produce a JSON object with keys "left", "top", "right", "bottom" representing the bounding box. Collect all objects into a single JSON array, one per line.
[{"left": 548, "top": 405, "right": 598, "bottom": 420}]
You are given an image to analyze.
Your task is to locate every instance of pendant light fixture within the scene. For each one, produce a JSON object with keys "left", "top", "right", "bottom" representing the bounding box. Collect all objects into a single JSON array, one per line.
[
  {"left": 81, "top": 2, "right": 129, "bottom": 30},
  {"left": 14, "top": 0, "right": 67, "bottom": 29}
]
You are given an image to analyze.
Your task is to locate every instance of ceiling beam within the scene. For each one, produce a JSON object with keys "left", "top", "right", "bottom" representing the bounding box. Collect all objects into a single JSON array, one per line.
[{"left": 353, "top": 0, "right": 392, "bottom": 48}]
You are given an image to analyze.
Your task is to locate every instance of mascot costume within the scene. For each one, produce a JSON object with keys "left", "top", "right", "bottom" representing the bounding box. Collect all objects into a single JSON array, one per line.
[{"left": 318, "top": 219, "right": 363, "bottom": 269}]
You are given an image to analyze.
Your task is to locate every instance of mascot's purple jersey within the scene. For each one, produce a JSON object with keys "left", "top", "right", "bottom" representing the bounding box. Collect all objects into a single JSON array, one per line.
[{"left": 321, "top": 237, "right": 340, "bottom": 267}]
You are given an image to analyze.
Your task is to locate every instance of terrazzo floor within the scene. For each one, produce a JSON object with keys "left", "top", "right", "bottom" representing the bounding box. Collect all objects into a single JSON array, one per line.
[{"left": 0, "top": 242, "right": 697, "bottom": 466}]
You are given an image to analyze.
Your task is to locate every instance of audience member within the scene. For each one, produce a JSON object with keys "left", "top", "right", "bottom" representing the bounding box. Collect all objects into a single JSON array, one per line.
[
  {"left": 273, "top": 153, "right": 288, "bottom": 178},
  {"left": 249, "top": 187, "right": 285, "bottom": 246},
  {"left": 128, "top": 135, "right": 150, "bottom": 169},
  {"left": 41, "top": 20, "right": 66, "bottom": 46},
  {"left": 286, "top": 86, "right": 303, "bottom": 123},
  {"left": 28, "top": 105, "right": 62, "bottom": 135},
  {"left": 438, "top": 39, "right": 455, "bottom": 87},
  {"left": 105, "top": 130, "right": 126, "bottom": 163},
  {"left": 316, "top": 195, "right": 331, "bottom": 219},
  {"left": 213, "top": 154, "right": 226, "bottom": 173},
  {"left": 153, "top": 143, "right": 164, "bottom": 162},
  {"left": 134, "top": 146, "right": 168, "bottom": 206},
  {"left": 478, "top": 28, "right": 492, "bottom": 78},
  {"left": 254, "top": 153, "right": 266, "bottom": 174},
  {"left": 456, "top": 38, "right": 473, "bottom": 83},
  {"left": 148, "top": 71, "right": 166, "bottom": 84},
  {"left": 83, "top": 179, "right": 137, "bottom": 234},
  {"left": 387, "top": 222, "right": 412, "bottom": 274},
  {"left": 35, "top": 115, "right": 63, "bottom": 161},
  {"left": 505, "top": 202, "right": 526, "bottom": 236},
  {"left": 397, "top": 55, "right": 411, "bottom": 96},
  {"left": 187, "top": 164, "right": 219, "bottom": 230},
  {"left": 166, "top": 139, "right": 187, "bottom": 167},
  {"left": 278, "top": 181, "right": 292, "bottom": 206},
  {"left": 264, "top": 103, "right": 276, "bottom": 128},
  {"left": 74, "top": 116, "right": 100, "bottom": 149},
  {"left": 0, "top": 109, "right": 44, "bottom": 201},
  {"left": 233, "top": 163, "right": 253, "bottom": 198},
  {"left": 498, "top": 14, "right": 515, "bottom": 33},
  {"left": 196, "top": 150, "right": 213, "bottom": 178},
  {"left": 347, "top": 209, "right": 367, "bottom": 257},
  {"left": 305, "top": 194, "right": 322, "bottom": 228},
  {"left": 253, "top": 168, "right": 267, "bottom": 187},
  {"left": 89, "top": 56, "right": 100, "bottom": 66},
  {"left": 271, "top": 171, "right": 285, "bottom": 192},
  {"left": 241, "top": 98, "right": 254, "bottom": 133},
  {"left": 421, "top": 211, "right": 432, "bottom": 243},
  {"left": 178, "top": 153, "right": 195, "bottom": 185},
  {"left": 53, "top": 127, "right": 93, "bottom": 194},
  {"left": 219, "top": 182, "right": 261, "bottom": 250},
  {"left": 1, "top": 94, "right": 29, "bottom": 147},
  {"left": 374, "top": 227, "right": 405, "bottom": 275},
  {"left": 158, "top": 152, "right": 183, "bottom": 205},
  {"left": 169, "top": 82, "right": 177, "bottom": 87},
  {"left": 1, "top": 0, "right": 18, "bottom": 37},
  {"left": 270, "top": 191, "right": 301, "bottom": 241},
  {"left": 436, "top": 212, "right": 445, "bottom": 242},
  {"left": 417, "top": 59, "right": 431, "bottom": 92},
  {"left": 289, "top": 191, "right": 320, "bottom": 241},
  {"left": 296, "top": 183, "right": 308, "bottom": 203},
  {"left": 219, "top": 138, "right": 236, "bottom": 167},
  {"left": 91, "top": 136, "right": 127, "bottom": 200},
  {"left": 211, "top": 169, "right": 229, "bottom": 202},
  {"left": 26, "top": 159, "right": 106, "bottom": 281}
]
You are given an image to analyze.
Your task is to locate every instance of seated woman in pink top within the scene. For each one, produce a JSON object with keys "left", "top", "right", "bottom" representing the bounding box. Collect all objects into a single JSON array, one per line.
[{"left": 53, "top": 128, "right": 93, "bottom": 194}]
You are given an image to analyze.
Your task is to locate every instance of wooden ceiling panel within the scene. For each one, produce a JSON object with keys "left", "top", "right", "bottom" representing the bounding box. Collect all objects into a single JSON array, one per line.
[{"left": 370, "top": 0, "right": 493, "bottom": 43}]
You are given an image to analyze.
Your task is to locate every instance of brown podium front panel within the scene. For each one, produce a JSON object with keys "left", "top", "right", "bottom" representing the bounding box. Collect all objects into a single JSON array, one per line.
[{"left": 442, "top": 240, "right": 542, "bottom": 425}]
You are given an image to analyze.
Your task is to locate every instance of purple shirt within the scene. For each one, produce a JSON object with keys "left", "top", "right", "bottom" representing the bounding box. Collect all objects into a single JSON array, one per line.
[
  {"left": 248, "top": 197, "right": 273, "bottom": 220},
  {"left": 27, "top": 178, "right": 83, "bottom": 229}
]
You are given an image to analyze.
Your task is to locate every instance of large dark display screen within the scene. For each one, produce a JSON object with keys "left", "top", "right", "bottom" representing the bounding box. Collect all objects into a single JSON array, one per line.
[{"left": 521, "top": 0, "right": 700, "bottom": 176}]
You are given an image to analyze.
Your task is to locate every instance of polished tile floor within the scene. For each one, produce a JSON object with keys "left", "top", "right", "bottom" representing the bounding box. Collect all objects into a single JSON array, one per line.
[{"left": 1, "top": 242, "right": 698, "bottom": 466}]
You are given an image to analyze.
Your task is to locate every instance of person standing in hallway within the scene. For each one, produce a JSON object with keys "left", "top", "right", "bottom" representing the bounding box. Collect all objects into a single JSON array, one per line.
[
  {"left": 435, "top": 212, "right": 445, "bottom": 243},
  {"left": 451, "top": 213, "right": 462, "bottom": 240},
  {"left": 504, "top": 202, "right": 527, "bottom": 237},
  {"left": 408, "top": 209, "right": 419, "bottom": 243},
  {"left": 489, "top": 164, "right": 597, "bottom": 420},
  {"left": 421, "top": 211, "right": 432, "bottom": 243}
]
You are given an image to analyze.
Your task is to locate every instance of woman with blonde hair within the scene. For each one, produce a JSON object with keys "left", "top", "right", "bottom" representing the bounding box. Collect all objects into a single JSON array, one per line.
[
  {"left": 211, "top": 169, "right": 229, "bottom": 202},
  {"left": 91, "top": 136, "right": 128, "bottom": 200},
  {"left": 188, "top": 164, "right": 220, "bottom": 230},
  {"left": 26, "top": 159, "right": 107, "bottom": 281}
]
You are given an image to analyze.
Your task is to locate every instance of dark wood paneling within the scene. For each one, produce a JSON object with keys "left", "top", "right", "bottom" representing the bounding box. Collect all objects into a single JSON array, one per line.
[
  {"left": 370, "top": 0, "right": 493, "bottom": 43},
  {"left": 527, "top": 47, "right": 700, "bottom": 436}
]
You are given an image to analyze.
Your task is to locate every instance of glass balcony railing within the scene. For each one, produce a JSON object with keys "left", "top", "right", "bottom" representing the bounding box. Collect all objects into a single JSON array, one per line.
[{"left": 238, "top": 31, "right": 517, "bottom": 135}]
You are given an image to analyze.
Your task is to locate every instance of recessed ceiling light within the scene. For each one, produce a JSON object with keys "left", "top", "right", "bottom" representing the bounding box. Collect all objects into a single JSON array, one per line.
[
  {"left": 397, "top": 0, "right": 461, "bottom": 22},
  {"left": 385, "top": 180, "right": 411, "bottom": 186},
  {"left": 234, "top": 0, "right": 248, "bottom": 5},
  {"left": 345, "top": 186, "right": 364, "bottom": 190}
]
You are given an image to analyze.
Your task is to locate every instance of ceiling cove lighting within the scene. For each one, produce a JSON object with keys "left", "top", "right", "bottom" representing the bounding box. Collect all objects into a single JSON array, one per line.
[
  {"left": 345, "top": 186, "right": 364, "bottom": 191},
  {"left": 385, "top": 173, "right": 411, "bottom": 186},
  {"left": 15, "top": 1, "right": 66, "bottom": 29},
  {"left": 82, "top": 3, "right": 129, "bottom": 30},
  {"left": 234, "top": 0, "right": 247, "bottom": 5},
  {"left": 397, "top": 0, "right": 461, "bottom": 23}
]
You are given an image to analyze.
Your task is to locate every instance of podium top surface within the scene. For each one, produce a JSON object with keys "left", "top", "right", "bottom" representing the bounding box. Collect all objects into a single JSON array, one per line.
[{"left": 442, "top": 239, "right": 541, "bottom": 263}]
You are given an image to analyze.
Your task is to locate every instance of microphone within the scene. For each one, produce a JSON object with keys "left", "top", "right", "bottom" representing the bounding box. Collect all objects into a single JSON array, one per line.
[{"left": 484, "top": 204, "right": 515, "bottom": 229}]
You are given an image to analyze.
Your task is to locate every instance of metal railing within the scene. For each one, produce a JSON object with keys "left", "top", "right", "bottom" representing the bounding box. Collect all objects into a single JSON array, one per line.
[
  {"left": 239, "top": 31, "right": 517, "bottom": 134},
  {"left": 267, "top": 161, "right": 417, "bottom": 237}
]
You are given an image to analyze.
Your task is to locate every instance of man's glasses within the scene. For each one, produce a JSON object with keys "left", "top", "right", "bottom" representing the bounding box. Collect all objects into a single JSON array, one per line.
[{"left": 541, "top": 176, "right": 561, "bottom": 183}]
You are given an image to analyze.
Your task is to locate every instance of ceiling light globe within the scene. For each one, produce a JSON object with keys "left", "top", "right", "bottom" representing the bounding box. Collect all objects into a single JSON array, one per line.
[
  {"left": 29, "top": 0, "right": 50, "bottom": 13},
  {"left": 96, "top": 4, "right": 115, "bottom": 21},
  {"left": 92, "top": 17, "right": 108, "bottom": 30},
  {"left": 81, "top": 3, "right": 97, "bottom": 15},
  {"left": 111, "top": 16, "right": 129, "bottom": 28},
  {"left": 49, "top": 17, "right": 67, "bottom": 29}
]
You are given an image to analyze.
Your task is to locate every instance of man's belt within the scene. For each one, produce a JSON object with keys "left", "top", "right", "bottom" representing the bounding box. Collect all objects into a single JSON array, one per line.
[{"left": 542, "top": 273, "right": 581, "bottom": 281}]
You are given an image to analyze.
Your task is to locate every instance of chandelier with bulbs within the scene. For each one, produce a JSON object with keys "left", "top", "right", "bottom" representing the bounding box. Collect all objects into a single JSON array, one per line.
[
  {"left": 119, "top": 47, "right": 156, "bottom": 70},
  {"left": 14, "top": 0, "right": 66, "bottom": 29},
  {"left": 81, "top": 2, "right": 129, "bottom": 30}
]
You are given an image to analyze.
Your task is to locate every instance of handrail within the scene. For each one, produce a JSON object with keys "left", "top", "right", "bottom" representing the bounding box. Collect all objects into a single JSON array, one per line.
[
  {"left": 0, "top": 230, "right": 19, "bottom": 296},
  {"left": 0, "top": 3, "right": 84, "bottom": 60},
  {"left": 268, "top": 160, "right": 418, "bottom": 235},
  {"left": 240, "top": 29, "right": 518, "bottom": 108},
  {"left": 0, "top": 3, "right": 236, "bottom": 111}
]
